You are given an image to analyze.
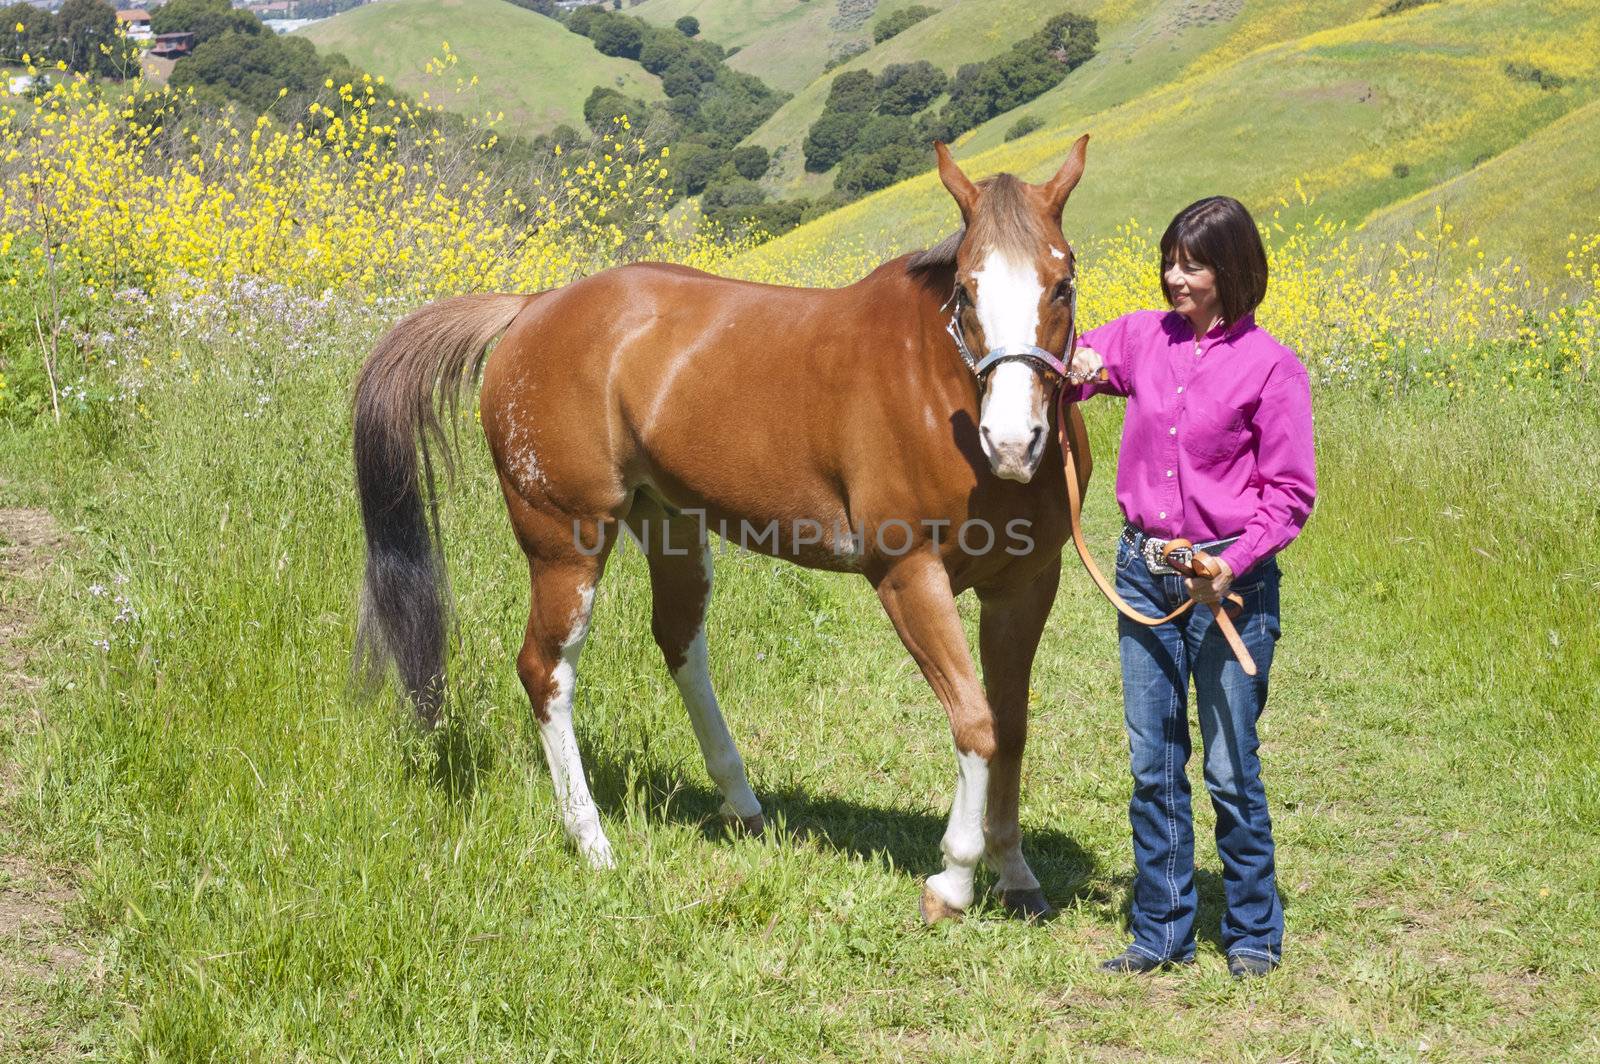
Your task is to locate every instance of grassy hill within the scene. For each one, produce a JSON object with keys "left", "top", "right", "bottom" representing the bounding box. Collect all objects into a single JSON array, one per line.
[
  {"left": 1361, "top": 96, "right": 1600, "bottom": 276},
  {"left": 737, "top": 0, "right": 1600, "bottom": 283},
  {"left": 299, "top": 0, "right": 664, "bottom": 137},
  {"left": 630, "top": 0, "right": 961, "bottom": 95}
]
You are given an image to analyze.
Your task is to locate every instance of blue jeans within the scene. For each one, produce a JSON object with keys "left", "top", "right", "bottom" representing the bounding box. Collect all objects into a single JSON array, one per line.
[{"left": 1114, "top": 537, "right": 1284, "bottom": 964}]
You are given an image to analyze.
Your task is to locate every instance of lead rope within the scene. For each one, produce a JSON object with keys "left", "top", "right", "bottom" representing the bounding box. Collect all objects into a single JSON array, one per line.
[{"left": 1056, "top": 279, "right": 1196, "bottom": 627}]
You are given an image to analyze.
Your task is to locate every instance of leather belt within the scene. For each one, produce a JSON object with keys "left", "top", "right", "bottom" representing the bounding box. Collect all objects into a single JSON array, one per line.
[{"left": 1121, "top": 524, "right": 1240, "bottom": 576}]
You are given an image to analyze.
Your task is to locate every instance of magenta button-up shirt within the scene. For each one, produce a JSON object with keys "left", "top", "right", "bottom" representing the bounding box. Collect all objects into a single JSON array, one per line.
[{"left": 1064, "top": 310, "right": 1316, "bottom": 577}]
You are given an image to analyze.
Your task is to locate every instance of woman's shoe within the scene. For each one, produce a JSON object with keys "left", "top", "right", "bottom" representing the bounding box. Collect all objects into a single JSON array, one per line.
[
  {"left": 1098, "top": 949, "right": 1192, "bottom": 974},
  {"left": 1227, "top": 953, "right": 1278, "bottom": 979}
]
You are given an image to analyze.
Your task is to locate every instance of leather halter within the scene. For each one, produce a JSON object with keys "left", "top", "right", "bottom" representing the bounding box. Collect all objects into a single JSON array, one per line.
[{"left": 943, "top": 273, "right": 1078, "bottom": 388}]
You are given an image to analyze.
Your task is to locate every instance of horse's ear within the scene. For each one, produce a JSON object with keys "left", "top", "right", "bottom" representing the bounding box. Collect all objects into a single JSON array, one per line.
[
  {"left": 1043, "top": 134, "right": 1089, "bottom": 217},
  {"left": 935, "top": 141, "right": 980, "bottom": 224}
]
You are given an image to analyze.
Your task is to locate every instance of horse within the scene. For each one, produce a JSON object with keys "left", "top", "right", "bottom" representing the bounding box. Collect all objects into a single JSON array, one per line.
[{"left": 353, "top": 136, "right": 1093, "bottom": 923}]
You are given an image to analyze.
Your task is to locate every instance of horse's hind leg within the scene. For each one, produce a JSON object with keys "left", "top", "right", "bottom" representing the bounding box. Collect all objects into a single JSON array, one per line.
[
  {"left": 627, "top": 497, "right": 764, "bottom": 833},
  {"left": 507, "top": 494, "right": 618, "bottom": 868}
]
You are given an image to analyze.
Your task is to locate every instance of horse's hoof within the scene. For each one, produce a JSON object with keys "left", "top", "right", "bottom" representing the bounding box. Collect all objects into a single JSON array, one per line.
[
  {"left": 920, "top": 884, "right": 964, "bottom": 925},
  {"left": 997, "top": 887, "right": 1056, "bottom": 922},
  {"left": 724, "top": 811, "right": 766, "bottom": 837}
]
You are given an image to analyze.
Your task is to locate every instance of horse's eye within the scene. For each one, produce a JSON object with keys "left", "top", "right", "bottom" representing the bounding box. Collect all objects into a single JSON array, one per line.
[{"left": 1053, "top": 279, "right": 1073, "bottom": 303}]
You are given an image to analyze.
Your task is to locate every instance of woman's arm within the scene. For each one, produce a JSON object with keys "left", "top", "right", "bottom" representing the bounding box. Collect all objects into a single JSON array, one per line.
[
  {"left": 1060, "top": 316, "right": 1135, "bottom": 401},
  {"left": 1217, "top": 364, "right": 1317, "bottom": 577}
]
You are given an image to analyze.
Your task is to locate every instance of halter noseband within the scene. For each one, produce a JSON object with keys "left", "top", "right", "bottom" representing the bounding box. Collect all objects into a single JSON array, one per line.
[{"left": 944, "top": 265, "right": 1080, "bottom": 388}]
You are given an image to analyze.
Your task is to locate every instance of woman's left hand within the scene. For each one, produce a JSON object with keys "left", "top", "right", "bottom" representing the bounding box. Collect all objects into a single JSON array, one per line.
[{"left": 1185, "top": 556, "right": 1234, "bottom": 604}]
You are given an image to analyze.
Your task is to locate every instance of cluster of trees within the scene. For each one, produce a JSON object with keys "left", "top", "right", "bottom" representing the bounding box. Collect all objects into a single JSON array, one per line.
[
  {"left": 1, "top": 0, "right": 140, "bottom": 78},
  {"left": 562, "top": 7, "right": 790, "bottom": 232},
  {"left": 873, "top": 4, "right": 935, "bottom": 44},
  {"left": 801, "top": 12, "right": 1097, "bottom": 198}
]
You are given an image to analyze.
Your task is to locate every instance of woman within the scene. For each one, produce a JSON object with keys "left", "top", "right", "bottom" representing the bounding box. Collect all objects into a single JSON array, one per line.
[{"left": 1063, "top": 196, "right": 1316, "bottom": 979}]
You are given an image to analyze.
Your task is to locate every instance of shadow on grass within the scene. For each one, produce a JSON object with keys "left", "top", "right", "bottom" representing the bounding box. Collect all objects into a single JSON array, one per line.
[{"left": 588, "top": 755, "right": 1107, "bottom": 915}]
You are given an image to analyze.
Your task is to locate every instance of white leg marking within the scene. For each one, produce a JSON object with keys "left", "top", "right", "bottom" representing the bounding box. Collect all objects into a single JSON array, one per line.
[
  {"left": 926, "top": 750, "right": 990, "bottom": 911},
  {"left": 537, "top": 585, "right": 615, "bottom": 868},
  {"left": 670, "top": 549, "right": 761, "bottom": 820}
]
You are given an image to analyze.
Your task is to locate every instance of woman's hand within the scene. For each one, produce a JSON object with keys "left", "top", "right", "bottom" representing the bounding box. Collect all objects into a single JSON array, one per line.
[
  {"left": 1067, "top": 345, "right": 1103, "bottom": 384},
  {"left": 1184, "top": 555, "right": 1233, "bottom": 604}
]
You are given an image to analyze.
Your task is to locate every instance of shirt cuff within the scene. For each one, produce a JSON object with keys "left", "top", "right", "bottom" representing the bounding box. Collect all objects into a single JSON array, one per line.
[{"left": 1218, "top": 541, "right": 1258, "bottom": 579}]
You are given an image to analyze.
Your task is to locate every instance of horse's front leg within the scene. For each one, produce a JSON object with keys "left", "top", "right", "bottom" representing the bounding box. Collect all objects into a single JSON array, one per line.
[
  {"left": 977, "top": 555, "right": 1061, "bottom": 920},
  {"left": 874, "top": 553, "right": 997, "bottom": 924}
]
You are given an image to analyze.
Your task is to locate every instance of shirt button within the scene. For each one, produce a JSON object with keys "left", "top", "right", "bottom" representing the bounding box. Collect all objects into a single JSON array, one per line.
[
  {"left": 1176, "top": 386, "right": 1184, "bottom": 394},
  {"left": 1169, "top": 426, "right": 1177, "bottom": 435},
  {"left": 1158, "top": 511, "right": 1167, "bottom": 519},
  {"left": 1165, "top": 469, "right": 1174, "bottom": 477}
]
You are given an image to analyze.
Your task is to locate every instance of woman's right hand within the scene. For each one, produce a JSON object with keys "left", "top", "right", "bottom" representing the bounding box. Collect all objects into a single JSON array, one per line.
[{"left": 1067, "top": 345, "right": 1104, "bottom": 385}]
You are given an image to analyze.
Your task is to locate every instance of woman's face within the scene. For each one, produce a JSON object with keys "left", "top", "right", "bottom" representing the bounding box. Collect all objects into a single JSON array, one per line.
[{"left": 1164, "top": 252, "right": 1221, "bottom": 326}]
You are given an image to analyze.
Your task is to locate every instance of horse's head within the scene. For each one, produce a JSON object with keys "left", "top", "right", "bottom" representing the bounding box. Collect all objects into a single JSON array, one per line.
[{"left": 936, "top": 135, "right": 1088, "bottom": 483}]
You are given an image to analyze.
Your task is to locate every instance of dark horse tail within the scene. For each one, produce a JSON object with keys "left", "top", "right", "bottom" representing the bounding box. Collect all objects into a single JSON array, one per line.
[{"left": 352, "top": 293, "right": 530, "bottom": 728}]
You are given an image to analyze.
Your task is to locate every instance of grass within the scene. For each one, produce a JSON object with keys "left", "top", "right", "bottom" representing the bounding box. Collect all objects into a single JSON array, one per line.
[
  {"left": 1, "top": 292, "right": 1597, "bottom": 1058},
  {"left": 297, "top": 0, "right": 664, "bottom": 138},
  {"left": 1361, "top": 96, "right": 1600, "bottom": 273},
  {"left": 745, "top": 0, "right": 1600, "bottom": 283}
]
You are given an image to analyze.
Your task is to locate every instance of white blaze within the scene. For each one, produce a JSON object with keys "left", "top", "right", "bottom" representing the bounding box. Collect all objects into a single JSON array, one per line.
[
  {"left": 971, "top": 251, "right": 1048, "bottom": 481},
  {"left": 537, "top": 584, "right": 615, "bottom": 869}
]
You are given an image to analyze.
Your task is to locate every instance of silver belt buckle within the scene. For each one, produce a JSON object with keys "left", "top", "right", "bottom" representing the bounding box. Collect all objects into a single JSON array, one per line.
[{"left": 1141, "top": 536, "right": 1176, "bottom": 575}]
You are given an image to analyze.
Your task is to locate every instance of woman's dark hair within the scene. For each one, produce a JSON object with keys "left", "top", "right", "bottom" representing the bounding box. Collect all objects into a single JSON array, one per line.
[{"left": 1159, "top": 196, "right": 1268, "bottom": 327}]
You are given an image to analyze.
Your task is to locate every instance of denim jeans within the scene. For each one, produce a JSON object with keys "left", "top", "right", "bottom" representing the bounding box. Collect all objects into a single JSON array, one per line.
[{"left": 1113, "top": 536, "right": 1284, "bottom": 964}]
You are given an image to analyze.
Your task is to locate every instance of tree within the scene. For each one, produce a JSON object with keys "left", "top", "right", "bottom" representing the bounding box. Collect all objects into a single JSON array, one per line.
[
  {"left": 1040, "top": 11, "right": 1097, "bottom": 67},
  {"left": 582, "top": 86, "right": 643, "bottom": 131},
  {"left": 730, "top": 144, "right": 769, "bottom": 180},
  {"left": 875, "top": 60, "right": 947, "bottom": 116},
  {"left": 56, "top": 0, "right": 130, "bottom": 77},
  {"left": 170, "top": 32, "right": 324, "bottom": 112},
  {"left": 675, "top": 15, "right": 700, "bottom": 36},
  {"left": 824, "top": 68, "right": 877, "bottom": 113},
  {"left": 802, "top": 110, "right": 858, "bottom": 172},
  {"left": 590, "top": 14, "right": 644, "bottom": 59},
  {"left": 674, "top": 143, "right": 725, "bottom": 195},
  {"left": 872, "top": 4, "right": 934, "bottom": 44},
  {"left": 566, "top": 6, "right": 603, "bottom": 36},
  {"left": 1, "top": 3, "right": 56, "bottom": 63},
  {"left": 151, "top": 0, "right": 262, "bottom": 46}
]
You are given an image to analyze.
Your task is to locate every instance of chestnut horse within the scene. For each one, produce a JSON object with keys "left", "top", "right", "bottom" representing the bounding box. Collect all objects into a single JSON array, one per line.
[{"left": 353, "top": 137, "right": 1092, "bottom": 922}]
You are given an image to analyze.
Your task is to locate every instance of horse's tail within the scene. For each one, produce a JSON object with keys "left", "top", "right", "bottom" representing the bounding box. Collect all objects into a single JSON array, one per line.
[{"left": 352, "top": 292, "right": 530, "bottom": 728}]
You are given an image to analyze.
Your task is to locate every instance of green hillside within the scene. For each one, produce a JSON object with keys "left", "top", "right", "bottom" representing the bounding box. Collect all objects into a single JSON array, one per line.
[
  {"left": 631, "top": 0, "right": 960, "bottom": 95},
  {"left": 299, "top": 0, "right": 664, "bottom": 137},
  {"left": 738, "top": 0, "right": 1600, "bottom": 282},
  {"left": 1361, "top": 97, "right": 1600, "bottom": 277}
]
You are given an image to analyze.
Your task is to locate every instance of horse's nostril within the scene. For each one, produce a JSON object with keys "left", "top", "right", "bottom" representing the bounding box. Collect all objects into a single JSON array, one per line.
[{"left": 1027, "top": 426, "right": 1044, "bottom": 457}]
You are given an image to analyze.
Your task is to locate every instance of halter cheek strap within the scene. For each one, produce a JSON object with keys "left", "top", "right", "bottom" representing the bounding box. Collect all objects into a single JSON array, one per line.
[{"left": 945, "top": 273, "right": 1079, "bottom": 385}]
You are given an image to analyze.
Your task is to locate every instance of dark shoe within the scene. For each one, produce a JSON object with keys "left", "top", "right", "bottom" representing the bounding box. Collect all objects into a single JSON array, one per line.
[
  {"left": 1228, "top": 952, "right": 1279, "bottom": 979},
  {"left": 1099, "top": 948, "right": 1191, "bottom": 974}
]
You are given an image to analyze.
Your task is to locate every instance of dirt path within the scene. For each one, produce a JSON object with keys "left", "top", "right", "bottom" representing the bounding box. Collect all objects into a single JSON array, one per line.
[{"left": 0, "top": 505, "right": 88, "bottom": 1061}]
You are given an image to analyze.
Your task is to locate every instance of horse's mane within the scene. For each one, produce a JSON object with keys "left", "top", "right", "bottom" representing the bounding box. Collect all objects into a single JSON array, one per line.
[{"left": 905, "top": 174, "right": 1045, "bottom": 277}]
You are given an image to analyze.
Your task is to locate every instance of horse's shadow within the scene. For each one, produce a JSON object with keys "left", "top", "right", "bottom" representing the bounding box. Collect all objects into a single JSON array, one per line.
[{"left": 587, "top": 754, "right": 1107, "bottom": 913}]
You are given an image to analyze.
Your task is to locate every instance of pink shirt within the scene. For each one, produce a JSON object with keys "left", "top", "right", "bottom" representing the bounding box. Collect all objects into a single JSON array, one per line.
[{"left": 1065, "top": 310, "right": 1316, "bottom": 577}]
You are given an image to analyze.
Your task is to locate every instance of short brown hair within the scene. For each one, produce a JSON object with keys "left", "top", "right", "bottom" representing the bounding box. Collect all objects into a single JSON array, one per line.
[{"left": 1159, "top": 197, "right": 1268, "bottom": 327}]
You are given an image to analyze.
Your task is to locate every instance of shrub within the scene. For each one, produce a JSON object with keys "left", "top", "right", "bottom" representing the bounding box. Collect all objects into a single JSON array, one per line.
[
  {"left": 730, "top": 144, "right": 770, "bottom": 180},
  {"left": 825, "top": 69, "right": 878, "bottom": 113},
  {"left": 1505, "top": 61, "right": 1568, "bottom": 90},
  {"left": 583, "top": 86, "right": 644, "bottom": 131},
  {"left": 1005, "top": 114, "right": 1044, "bottom": 141},
  {"left": 675, "top": 15, "right": 699, "bottom": 36},
  {"left": 824, "top": 41, "right": 869, "bottom": 71},
  {"left": 873, "top": 4, "right": 935, "bottom": 44}
]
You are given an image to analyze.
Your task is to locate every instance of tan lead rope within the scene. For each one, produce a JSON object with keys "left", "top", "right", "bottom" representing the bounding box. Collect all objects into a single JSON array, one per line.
[
  {"left": 1057, "top": 392, "right": 1258, "bottom": 674},
  {"left": 1057, "top": 395, "right": 1193, "bottom": 628}
]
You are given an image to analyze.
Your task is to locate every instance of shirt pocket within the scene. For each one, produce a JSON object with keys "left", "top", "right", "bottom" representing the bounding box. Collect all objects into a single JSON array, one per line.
[{"left": 1181, "top": 397, "right": 1248, "bottom": 464}]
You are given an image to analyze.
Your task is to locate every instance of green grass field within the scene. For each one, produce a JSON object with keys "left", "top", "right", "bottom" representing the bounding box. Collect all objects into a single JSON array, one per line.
[
  {"left": 1, "top": 290, "right": 1597, "bottom": 1058},
  {"left": 299, "top": 0, "right": 664, "bottom": 137},
  {"left": 744, "top": 0, "right": 1600, "bottom": 283}
]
